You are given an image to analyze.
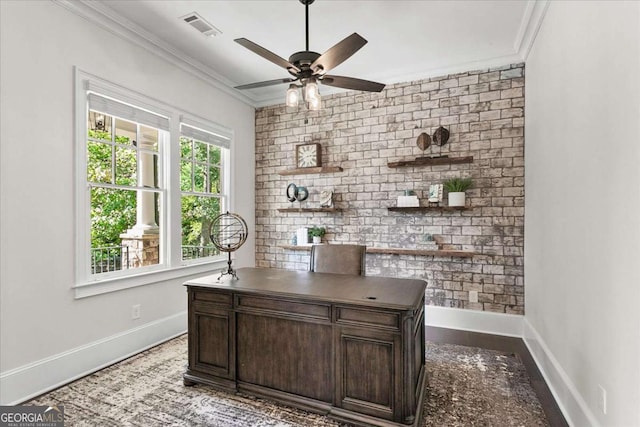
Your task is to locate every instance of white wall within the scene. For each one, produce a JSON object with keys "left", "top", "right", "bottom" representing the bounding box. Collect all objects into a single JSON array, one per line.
[
  {"left": 0, "top": 0, "right": 255, "bottom": 403},
  {"left": 525, "top": 2, "right": 640, "bottom": 426}
]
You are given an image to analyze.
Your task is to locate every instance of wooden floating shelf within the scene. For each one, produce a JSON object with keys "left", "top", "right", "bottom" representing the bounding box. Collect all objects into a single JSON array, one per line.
[
  {"left": 387, "top": 156, "right": 473, "bottom": 168},
  {"left": 366, "top": 248, "right": 475, "bottom": 258},
  {"left": 387, "top": 206, "right": 470, "bottom": 212},
  {"left": 278, "top": 166, "right": 344, "bottom": 176},
  {"left": 279, "top": 245, "right": 475, "bottom": 258},
  {"left": 280, "top": 245, "right": 313, "bottom": 251},
  {"left": 277, "top": 207, "right": 342, "bottom": 213}
]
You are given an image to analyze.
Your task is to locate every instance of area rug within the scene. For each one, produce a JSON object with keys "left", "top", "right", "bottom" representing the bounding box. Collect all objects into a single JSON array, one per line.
[{"left": 29, "top": 335, "right": 548, "bottom": 426}]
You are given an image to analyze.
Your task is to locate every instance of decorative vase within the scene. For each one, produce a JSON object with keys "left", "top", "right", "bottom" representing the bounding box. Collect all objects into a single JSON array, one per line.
[
  {"left": 448, "top": 192, "right": 466, "bottom": 207},
  {"left": 312, "top": 236, "right": 321, "bottom": 244}
]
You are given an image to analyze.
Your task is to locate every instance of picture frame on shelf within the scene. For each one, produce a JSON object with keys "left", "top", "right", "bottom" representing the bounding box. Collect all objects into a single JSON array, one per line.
[{"left": 428, "top": 184, "right": 443, "bottom": 203}]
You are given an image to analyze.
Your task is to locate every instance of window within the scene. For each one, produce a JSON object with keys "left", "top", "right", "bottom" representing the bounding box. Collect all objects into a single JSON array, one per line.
[
  {"left": 87, "top": 107, "right": 165, "bottom": 275},
  {"left": 75, "top": 71, "right": 232, "bottom": 297},
  {"left": 180, "top": 122, "right": 230, "bottom": 261}
]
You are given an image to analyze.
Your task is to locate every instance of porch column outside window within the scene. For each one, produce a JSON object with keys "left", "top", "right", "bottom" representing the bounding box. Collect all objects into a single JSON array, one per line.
[
  {"left": 120, "top": 131, "right": 160, "bottom": 268},
  {"left": 133, "top": 131, "right": 159, "bottom": 234}
]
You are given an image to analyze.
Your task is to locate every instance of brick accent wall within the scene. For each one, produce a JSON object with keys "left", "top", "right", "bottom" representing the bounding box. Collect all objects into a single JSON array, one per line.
[{"left": 255, "top": 63, "right": 524, "bottom": 314}]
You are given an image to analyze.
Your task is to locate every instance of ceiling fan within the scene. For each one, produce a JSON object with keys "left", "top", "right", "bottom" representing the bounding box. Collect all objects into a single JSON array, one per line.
[{"left": 233, "top": 0, "right": 385, "bottom": 102}]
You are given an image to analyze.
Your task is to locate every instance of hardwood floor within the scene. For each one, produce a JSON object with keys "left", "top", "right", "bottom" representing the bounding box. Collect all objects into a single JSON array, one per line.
[{"left": 426, "top": 326, "right": 568, "bottom": 427}]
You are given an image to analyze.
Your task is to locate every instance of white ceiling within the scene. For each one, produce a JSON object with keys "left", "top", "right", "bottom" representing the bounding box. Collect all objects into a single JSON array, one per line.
[{"left": 71, "top": 0, "right": 546, "bottom": 107}]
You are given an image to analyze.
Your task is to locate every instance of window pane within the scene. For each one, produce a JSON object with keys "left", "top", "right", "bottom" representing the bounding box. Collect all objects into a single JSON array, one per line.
[
  {"left": 115, "top": 146, "right": 137, "bottom": 186},
  {"left": 91, "top": 187, "right": 136, "bottom": 248},
  {"left": 194, "top": 141, "right": 208, "bottom": 163},
  {"left": 209, "top": 165, "right": 220, "bottom": 193},
  {"left": 180, "top": 161, "right": 192, "bottom": 192},
  {"left": 87, "top": 141, "right": 112, "bottom": 184},
  {"left": 193, "top": 163, "right": 206, "bottom": 193},
  {"left": 209, "top": 145, "right": 221, "bottom": 165},
  {"left": 181, "top": 195, "right": 221, "bottom": 260},
  {"left": 180, "top": 136, "right": 223, "bottom": 195},
  {"left": 139, "top": 125, "right": 159, "bottom": 151},
  {"left": 90, "top": 187, "right": 161, "bottom": 273},
  {"left": 90, "top": 187, "right": 136, "bottom": 273},
  {"left": 137, "top": 152, "right": 159, "bottom": 189},
  {"left": 88, "top": 111, "right": 112, "bottom": 140},
  {"left": 114, "top": 118, "right": 136, "bottom": 145},
  {"left": 149, "top": 153, "right": 159, "bottom": 189},
  {"left": 180, "top": 137, "right": 192, "bottom": 160}
]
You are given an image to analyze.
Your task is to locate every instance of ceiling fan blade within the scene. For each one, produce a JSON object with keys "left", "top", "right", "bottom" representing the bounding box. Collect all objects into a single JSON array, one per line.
[
  {"left": 235, "top": 38, "right": 300, "bottom": 73},
  {"left": 310, "top": 33, "right": 367, "bottom": 73},
  {"left": 235, "top": 78, "right": 297, "bottom": 90},
  {"left": 321, "top": 75, "right": 385, "bottom": 92}
]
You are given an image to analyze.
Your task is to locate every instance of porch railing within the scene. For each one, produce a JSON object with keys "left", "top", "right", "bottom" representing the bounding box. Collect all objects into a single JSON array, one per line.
[
  {"left": 92, "top": 244, "right": 218, "bottom": 273},
  {"left": 91, "top": 245, "right": 129, "bottom": 274},
  {"left": 182, "top": 245, "right": 219, "bottom": 260}
]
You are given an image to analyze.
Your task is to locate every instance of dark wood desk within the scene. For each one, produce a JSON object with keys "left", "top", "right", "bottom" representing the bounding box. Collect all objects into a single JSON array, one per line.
[{"left": 183, "top": 268, "right": 427, "bottom": 427}]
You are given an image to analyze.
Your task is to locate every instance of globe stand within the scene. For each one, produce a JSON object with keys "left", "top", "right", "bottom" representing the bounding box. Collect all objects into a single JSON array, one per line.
[
  {"left": 209, "top": 212, "right": 248, "bottom": 282},
  {"left": 218, "top": 245, "right": 239, "bottom": 281}
]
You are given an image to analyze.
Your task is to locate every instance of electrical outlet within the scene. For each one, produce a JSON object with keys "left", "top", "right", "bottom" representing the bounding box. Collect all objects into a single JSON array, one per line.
[
  {"left": 598, "top": 384, "right": 607, "bottom": 415},
  {"left": 132, "top": 304, "right": 141, "bottom": 320},
  {"left": 469, "top": 291, "right": 478, "bottom": 303}
]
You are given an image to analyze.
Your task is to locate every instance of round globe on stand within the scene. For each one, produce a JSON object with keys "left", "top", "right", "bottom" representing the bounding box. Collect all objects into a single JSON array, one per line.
[{"left": 209, "top": 212, "right": 248, "bottom": 280}]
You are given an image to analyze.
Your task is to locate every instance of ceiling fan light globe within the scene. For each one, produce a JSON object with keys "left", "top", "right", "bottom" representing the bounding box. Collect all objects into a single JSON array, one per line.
[
  {"left": 308, "top": 93, "right": 321, "bottom": 111},
  {"left": 286, "top": 84, "right": 300, "bottom": 107},
  {"left": 304, "top": 79, "right": 319, "bottom": 101}
]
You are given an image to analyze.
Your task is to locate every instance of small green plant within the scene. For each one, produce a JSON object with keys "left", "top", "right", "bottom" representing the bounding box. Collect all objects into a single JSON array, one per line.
[
  {"left": 443, "top": 177, "right": 473, "bottom": 192},
  {"left": 309, "top": 226, "right": 326, "bottom": 238}
]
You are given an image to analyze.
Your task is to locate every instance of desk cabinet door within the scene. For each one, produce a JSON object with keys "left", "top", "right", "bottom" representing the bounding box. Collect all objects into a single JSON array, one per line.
[
  {"left": 189, "top": 306, "right": 235, "bottom": 380},
  {"left": 336, "top": 326, "right": 401, "bottom": 422}
]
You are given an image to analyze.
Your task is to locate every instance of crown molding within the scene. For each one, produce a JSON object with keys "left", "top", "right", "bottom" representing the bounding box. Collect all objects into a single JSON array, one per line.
[
  {"left": 514, "top": 0, "right": 551, "bottom": 60},
  {"left": 54, "top": 0, "right": 258, "bottom": 108}
]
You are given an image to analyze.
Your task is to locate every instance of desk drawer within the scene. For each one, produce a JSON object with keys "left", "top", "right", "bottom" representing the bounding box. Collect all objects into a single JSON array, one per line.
[
  {"left": 192, "top": 290, "right": 232, "bottom": 307},
  {"left": 236, "top": 295, "right": 331, "bottom": 321},
  {"left": 336, "top": 306, "right": 401, "bottom": 331}
]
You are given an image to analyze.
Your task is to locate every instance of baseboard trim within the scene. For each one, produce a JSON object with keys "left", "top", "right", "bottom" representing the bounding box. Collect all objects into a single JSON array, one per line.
[
  {"left": 0, "top": 311, "right": 187, "bottom": 405},
  {"left": 425, "top": 305, "right": 523, "bottom": 338},
  {"left": 523, "top": 318, "right": 598, "bottom": 427}
]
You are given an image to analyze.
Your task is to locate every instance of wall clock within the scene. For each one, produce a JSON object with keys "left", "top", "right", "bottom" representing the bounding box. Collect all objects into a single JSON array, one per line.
[{"left": 296, "top": 143, "right": 322, "bottom": 168}]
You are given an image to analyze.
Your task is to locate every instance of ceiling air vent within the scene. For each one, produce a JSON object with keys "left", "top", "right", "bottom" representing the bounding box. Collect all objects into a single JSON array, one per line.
[{"left": 181, "top": 12, "right": 221, "bottom": 37}]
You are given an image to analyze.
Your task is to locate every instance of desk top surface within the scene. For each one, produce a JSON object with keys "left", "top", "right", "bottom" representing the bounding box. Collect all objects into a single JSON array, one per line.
[{"left": 185, "top": 267, "right": 426, "bottom": 310}]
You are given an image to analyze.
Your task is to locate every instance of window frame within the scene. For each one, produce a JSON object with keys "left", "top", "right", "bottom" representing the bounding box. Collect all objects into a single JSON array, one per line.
[
  {"left": 85, "top": 112, "right": 167, "bottom": 280},
  {"left": 74, "top": 69, "right": 232, "bottom": 298},
  {"left": 178, "top": 119, "right": 231, "bottom": 265}
]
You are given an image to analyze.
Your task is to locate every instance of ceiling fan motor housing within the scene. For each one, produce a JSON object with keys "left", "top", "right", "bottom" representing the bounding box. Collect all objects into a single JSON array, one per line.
[{"left": 288, "top": 51, "right": 322, "bottom": 77}]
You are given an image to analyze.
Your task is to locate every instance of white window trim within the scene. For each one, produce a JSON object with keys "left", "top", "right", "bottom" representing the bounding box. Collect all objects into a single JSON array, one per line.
[{"left": 74, "top": 68, "right": 234, "bottom": 298}]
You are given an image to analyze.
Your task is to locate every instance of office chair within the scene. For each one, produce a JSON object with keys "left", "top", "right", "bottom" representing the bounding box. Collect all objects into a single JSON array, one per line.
[{"left": 309, "top": 244, "right": 366, "bottom": 276}]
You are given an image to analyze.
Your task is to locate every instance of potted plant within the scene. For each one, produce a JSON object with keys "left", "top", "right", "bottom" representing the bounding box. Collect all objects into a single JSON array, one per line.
[
  {"left": 443, "top": 177, "right": 473, "bottom": 207},
  {"left": 309, "top": 226, "right": 326, "bottom": 244}
]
